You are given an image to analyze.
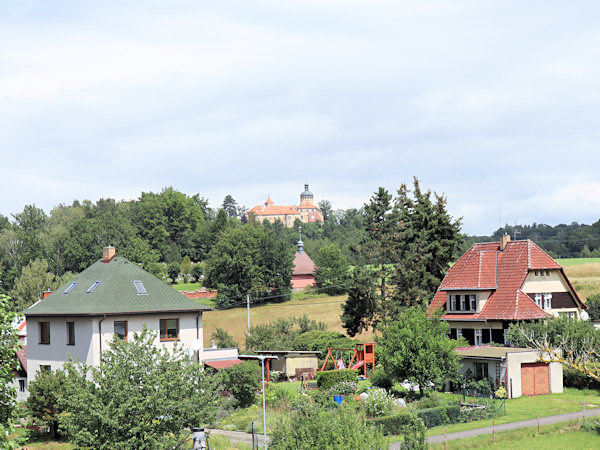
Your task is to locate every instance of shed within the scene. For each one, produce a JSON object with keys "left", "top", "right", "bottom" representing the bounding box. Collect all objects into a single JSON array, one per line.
[
  {"left": 254, "top": 350, "right": 321, "bottom": 380},
  {"left": 456, "top": 345, "right": 563, "bottom": 398}
]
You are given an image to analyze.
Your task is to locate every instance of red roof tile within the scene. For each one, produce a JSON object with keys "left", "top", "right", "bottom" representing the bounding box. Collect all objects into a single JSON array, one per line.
[
  {"left": 16, "top": 346, "right": 26, "bottom": 373},
  {"left": 293, "top": 251, "right": 316, "bottom": 275},
  {"left": 429, "top": 239, "right": 576, "bottom": 321},
  {"left": 204, "top": 359, "right": 242, "bottom": 370}
]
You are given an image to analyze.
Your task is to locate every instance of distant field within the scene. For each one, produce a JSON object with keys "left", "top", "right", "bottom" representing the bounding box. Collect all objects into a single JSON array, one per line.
[
  {"left": 557, "top": 258, "right": 600, "bottom": 266},
  {"left": 563, "top": 262, "right": 600, "bottom": 302}
]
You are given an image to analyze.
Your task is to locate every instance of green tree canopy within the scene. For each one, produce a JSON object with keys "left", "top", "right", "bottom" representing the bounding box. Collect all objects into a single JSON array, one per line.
[
  {"left": 204, "top": 226, "right": 294, "bottom": 307},
  {"left": 10, "top": 259, "right": 74, "bottom": 311},
  {"left": 377, "top": 307, "right": 460, "bottom": 393},
  {"left": 0, "top": 295, "right": 21, "bottom": 445},
  {"left": 59, "top": 328, "right": 219, "bottom": 449},
  {"left": 313, "top": 243, "right": 349, "bottom": 296},
  {"left": 245, "top": 316, "right": 326, "bottom": 352}
]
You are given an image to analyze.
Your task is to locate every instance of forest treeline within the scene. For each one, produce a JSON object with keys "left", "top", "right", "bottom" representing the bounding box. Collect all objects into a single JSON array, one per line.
[
  {"left": 466, "top": 221, "right": 600, "bottom": 259},
  {"left": 0, "top": 187, "right": 366, "bottom": 307},
  {"left": 1, "top": 185, "right": 599, "bottom": 310}
]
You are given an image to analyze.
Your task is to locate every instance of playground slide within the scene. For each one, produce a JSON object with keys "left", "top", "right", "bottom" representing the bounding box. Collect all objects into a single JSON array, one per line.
[{"left": 351, "top": 360, "right": 364, "bottom": 370}]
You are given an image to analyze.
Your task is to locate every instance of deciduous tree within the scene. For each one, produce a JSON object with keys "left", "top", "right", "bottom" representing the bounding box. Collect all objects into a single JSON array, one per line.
[
  {"left": 59, "top": 328, "right": 219, "bottom": 449},
  {"left": 377, "top": 307, "right": 460, "bottom": 394},
  {"left": 204, "top": 226, "right": 293, "bottom": 307},
  {"left": 0, "top": 295, "right": 21, "bottom": 446}
]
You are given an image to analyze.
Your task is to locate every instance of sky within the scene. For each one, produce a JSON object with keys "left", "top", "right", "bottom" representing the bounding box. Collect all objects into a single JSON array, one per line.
[{"left": 2, "top": 1, "right": 600, "bottom": 235}]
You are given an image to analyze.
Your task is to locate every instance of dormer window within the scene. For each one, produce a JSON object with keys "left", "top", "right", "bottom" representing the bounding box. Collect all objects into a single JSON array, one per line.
[{"left": 448, "top": 294, "right": 476, "bottom": 312}]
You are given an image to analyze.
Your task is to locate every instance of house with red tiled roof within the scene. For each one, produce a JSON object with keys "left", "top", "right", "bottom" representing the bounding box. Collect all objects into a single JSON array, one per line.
[
  {"left": 246, "top": 184, "right": 323, "bottom": 227},
  {"left": 428, "top": 235, "right": 586, "bottom": 346}
]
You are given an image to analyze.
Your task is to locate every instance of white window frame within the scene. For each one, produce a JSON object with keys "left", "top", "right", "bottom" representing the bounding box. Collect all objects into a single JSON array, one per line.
[
  {"left": 460, "top": 295, "right": 466, "bottom": 311},
  {"left": 450, "top": 295, "right": 457, "bottom": 311},
  {"left": 475, "top": 329, "right": 482, "bottom": 345},
  {"left": 543, "top": 293, "right": 552, "bottom": 310},
  {"left": 457, "top": 329, "right": 463, "bottom": 340},
  {"left": 534, "top": 293, "right": 542, "bottom": 308},
  {"left": 470, "top": 295, "right": 476, "bottom": 311},
  {"left": 503, "top": 328, "right": 510, "bottom": 345}
]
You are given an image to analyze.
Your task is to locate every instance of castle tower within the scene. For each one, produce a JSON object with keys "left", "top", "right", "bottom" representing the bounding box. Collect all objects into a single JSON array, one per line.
[{"left": 300, "top": 183, "right": 314, "bottom": 205}]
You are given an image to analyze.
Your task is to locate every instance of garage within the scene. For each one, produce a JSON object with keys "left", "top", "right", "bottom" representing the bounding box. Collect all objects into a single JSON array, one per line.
[{"left": 521, "top": 362, "right": 550, "bottom": 396}]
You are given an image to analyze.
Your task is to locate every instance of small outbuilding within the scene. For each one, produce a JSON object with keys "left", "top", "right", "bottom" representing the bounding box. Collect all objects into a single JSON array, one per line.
[
  {"left": 456, "top": 345, "right": 563, "bottom": 398},
  {"left": 254, "top": 350, "right": 321, "bottom": 380}
]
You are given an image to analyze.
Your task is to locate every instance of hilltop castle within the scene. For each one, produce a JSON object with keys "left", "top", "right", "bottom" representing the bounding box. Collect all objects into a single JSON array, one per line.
[{"left": 245, "top": 184, "right": 324, "bottom": 227}]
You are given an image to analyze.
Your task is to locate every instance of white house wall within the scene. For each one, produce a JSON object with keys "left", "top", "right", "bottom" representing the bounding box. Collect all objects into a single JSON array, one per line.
[
  {"left": 522, "top": 270, "right": 569, "bottom": 295},
  {"left": 27, "top": 317, "right": 95, "bottom": 383},
  {"left": 27, "top": 312, "right": 203, "bottom": 385}
]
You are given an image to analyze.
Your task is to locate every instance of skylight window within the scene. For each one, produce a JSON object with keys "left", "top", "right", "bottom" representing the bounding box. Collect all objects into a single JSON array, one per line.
[
  {"left": 132, "top": 280, "right": 147, "bottom": 295},
  {"left": 64, "top": 282, "right": 78, "bottom": 295},
  {"left": 86, "top": 281, "right": 101, "bottom": 293}
]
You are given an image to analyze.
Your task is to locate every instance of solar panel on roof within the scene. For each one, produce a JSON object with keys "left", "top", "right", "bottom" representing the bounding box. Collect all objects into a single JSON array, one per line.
[
  {"left": 132, "top": 280, "right": 147, "bottom": 295},
  {"left": 86, "top": 281, "right": 101, "bottom": 293},
  {"left": 64, "top": 282, "right": 77, "bottom": 294}
]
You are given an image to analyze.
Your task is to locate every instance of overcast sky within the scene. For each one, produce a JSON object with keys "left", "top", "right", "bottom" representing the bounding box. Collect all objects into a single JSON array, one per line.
[{"left": 2, "top": 1, "right": 600, "bottom": 235}]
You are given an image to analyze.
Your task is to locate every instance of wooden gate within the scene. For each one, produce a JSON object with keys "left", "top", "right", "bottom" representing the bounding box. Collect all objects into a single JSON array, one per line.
[{"left": 521, "top": 362, "right": 550, "bottom": 396}]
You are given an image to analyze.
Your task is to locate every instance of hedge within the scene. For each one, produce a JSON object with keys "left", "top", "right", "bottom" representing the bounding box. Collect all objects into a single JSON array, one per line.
[
  {"left": 369, "top": 411, "right": 427, "bottom": 449},
  {"left": 563, "top": 367, "right": 600, "bottom": 391},
  {"left": 415, "top": 406, "right": 449, "bottom": 428},
  {"left": 316, "top": 369, "right": 358, "bottom": 390},
  {"left": 414, "top": 404, "right": 462, "bottom": 428}
]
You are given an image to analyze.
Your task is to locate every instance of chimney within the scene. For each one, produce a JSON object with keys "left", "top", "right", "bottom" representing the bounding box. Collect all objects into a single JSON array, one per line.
[
  {"left": 103, "top": 246, "right": 116, "bottom": 263},
  {"left": 42, "top": 290, "right": 52, "bottom": 299},
  {"left": 500, "top": 234, "right": 511, "bottom": 251}
]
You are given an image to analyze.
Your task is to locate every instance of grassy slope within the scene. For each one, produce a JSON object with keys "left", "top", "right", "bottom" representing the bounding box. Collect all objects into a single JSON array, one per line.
[
  {"left": 201, "top": 259, "right": 600, "bottom": 347},
  {"left": 202, "top": 294, "right": 376, "bottom": 347}
]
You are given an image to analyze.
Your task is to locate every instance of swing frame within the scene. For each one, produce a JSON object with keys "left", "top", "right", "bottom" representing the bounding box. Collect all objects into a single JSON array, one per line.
[{"left": 317, "top": 343, "right": 375, "bottom": 377}]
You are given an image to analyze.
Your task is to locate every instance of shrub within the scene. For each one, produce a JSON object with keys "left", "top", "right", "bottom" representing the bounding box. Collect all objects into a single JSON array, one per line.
[
  {"left": 362, "top": 388, "right": 397, "bottom": 417},
  {"left": 495, "top": 386, "right": 507, "bottom": 399},
  {"left": 329, "top": 381, "right": 358, "bottom": 396},
  {"left": 370, "top": 411, "right": 427, "bottom": 449},
  {"left": 265, "top": 383, "right": 299, "bottom": 408},
  {"left": 460, "top": 405, "right": 493, "bottom": 422},
  {"left": 370, "top": 367, "right": 393, "bottom": 390},
  {"left": 271, "top": 406, "right": 387, "bottom": 449},
  {"left": 415, "top": 406, "right": 449, "bottom": 428},
  {"left": 390, "top": 383, "right": 409, "bottom": 398},
  {"left": 221, "top": 361, "right": 262, "bottom": 408},
  {"left": 316, "top": 369, "right": 358, "bottom": 390},
  {"left": 444, "top": 405, "right": 461, "bottom": 424},
  {"left": 563, "top": 367, "right": 600, "bottom": 390}
]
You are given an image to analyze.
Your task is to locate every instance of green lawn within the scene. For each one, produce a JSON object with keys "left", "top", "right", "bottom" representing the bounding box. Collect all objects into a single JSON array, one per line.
[
  {"left": 557, "top": 257, "right": 600, "bottom": 266},
  {"left": 430, "top": 420, "right": 600, "bottom": 449},
  {"left": 172, "top": 282, "right": 204, "bottom": 291},
  {"left": 427, "top": 388, "right": 600, "bottom": 436}
]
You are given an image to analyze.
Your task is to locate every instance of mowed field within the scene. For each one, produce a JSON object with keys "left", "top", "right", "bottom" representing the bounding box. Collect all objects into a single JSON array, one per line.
[{"left": 199, "top": 259, "right": 600, "bottom": 348}]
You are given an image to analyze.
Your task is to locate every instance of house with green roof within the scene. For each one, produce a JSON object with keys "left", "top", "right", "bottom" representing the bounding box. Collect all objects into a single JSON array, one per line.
[{"left": 25, "top": 246, "right": 211, "bottom": 384}]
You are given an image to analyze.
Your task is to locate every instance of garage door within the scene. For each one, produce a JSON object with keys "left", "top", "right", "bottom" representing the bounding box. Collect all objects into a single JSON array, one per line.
[{"left": 521, "top": 362, "right": 550, "bottom": 396}]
